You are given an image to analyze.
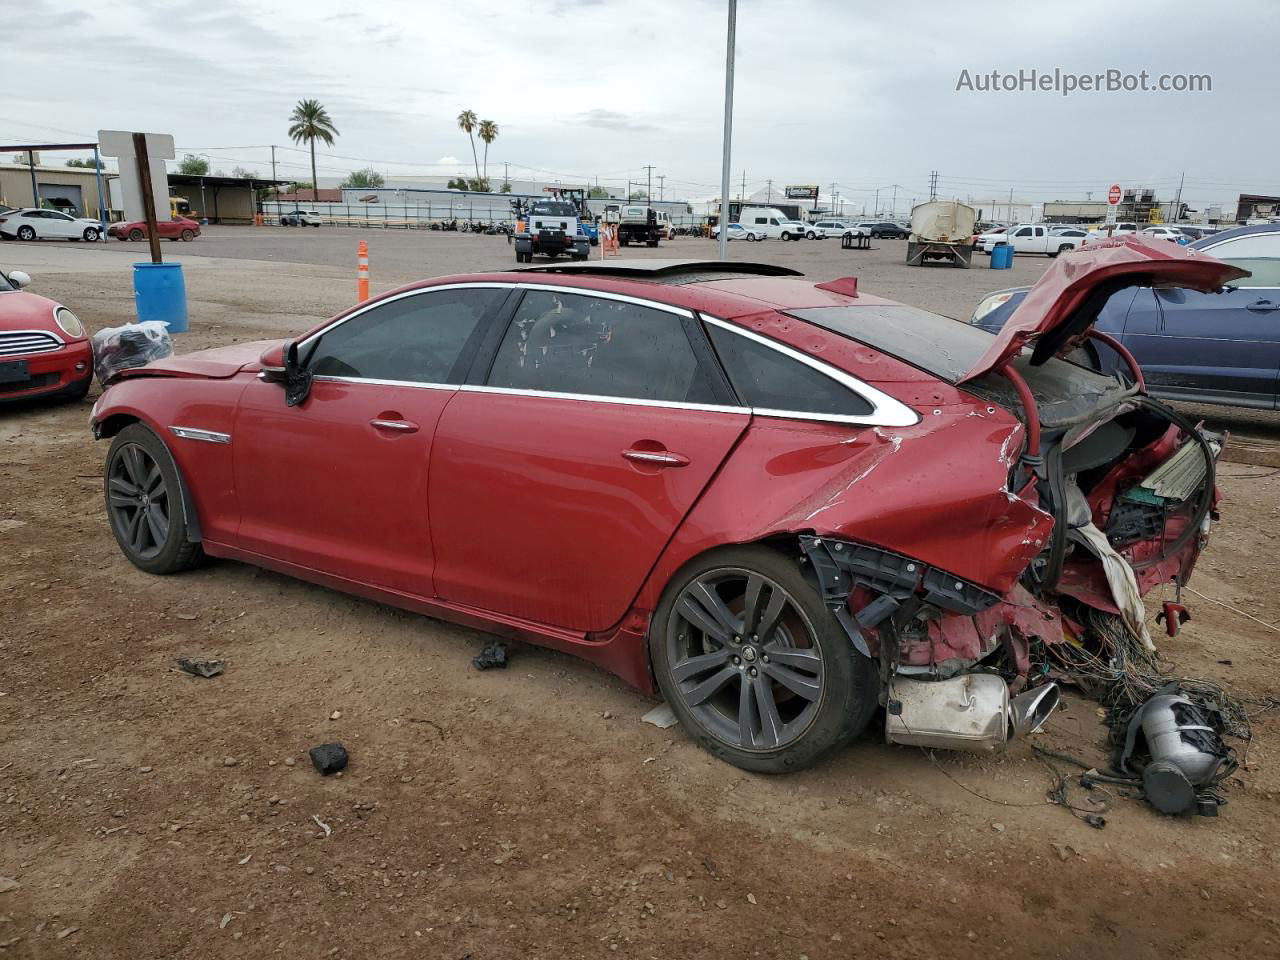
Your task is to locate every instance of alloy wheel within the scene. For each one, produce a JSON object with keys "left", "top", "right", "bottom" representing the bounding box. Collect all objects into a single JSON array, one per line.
[
  {"left": 108, "top": 443, "right": 170, "bottom": 560},
  {"left": 665, "top": 569, "right": 825, "bottom": 751}
]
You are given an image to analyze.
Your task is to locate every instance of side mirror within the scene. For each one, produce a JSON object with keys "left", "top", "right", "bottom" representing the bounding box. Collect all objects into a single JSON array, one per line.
[
  {"left": 258, "top": 342, "right": 287, "bottom": 383},
  {"left": 8, "top": 270, "right": 30, "bottom": 288},
  {"left": 283, "top": 341, "right": 312, "bottom": 407}
]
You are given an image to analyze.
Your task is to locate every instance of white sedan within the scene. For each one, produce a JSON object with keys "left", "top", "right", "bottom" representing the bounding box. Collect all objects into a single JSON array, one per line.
[
  {"left": 711, "top": 223, "right": 765, "bottom": 242},
  {"left": 0, "top": 208, "right": 104, "bottom": 242}
]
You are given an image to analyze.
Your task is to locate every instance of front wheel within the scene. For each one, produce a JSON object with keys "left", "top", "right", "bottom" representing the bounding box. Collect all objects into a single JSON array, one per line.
[
  {"left": 651, "top": 545, "right": 878, "bottom": 773},
  {"left": 780, "top": 232, "right": 791, "bottom": 241},
  {"left": 83, "top": 227, "right": 100, "bottom": 242},
  {"left": 128, "top": 228, "right": 144, "bottom": 241},
  {"left": 181, "top": 229, "right": 195, "bottom": 241},
  {"left": 105, "top": 424, "right": 203, "bottom": 575}
]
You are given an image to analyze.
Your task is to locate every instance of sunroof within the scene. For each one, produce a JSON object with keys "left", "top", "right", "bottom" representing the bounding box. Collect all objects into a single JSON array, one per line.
[{"left": 513, "top": 259, "right": 805, "bottom": 280}]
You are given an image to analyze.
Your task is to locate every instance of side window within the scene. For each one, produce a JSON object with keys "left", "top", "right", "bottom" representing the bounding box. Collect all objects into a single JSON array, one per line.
[
  {"left": 486, "top": 290, "right": 714, "bottom": 404},
  {"left": 1208, "top": 234, "right": 1280, "bottom": 288},
  {"left": 707, "top": 324, "right": 874, "bottom": 417},
  {"left": 754, "top": 217, "right": 766, "bottom": 225},
  {"left": 1014, "top": 227, "right": 1033, "bottom": 237},
  {"left": 306, "top": 287, "right": 505, "bottom": 383}
]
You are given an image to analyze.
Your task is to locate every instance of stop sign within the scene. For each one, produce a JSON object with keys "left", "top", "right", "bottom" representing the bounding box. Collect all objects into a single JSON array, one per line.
[{"left": 1108, "top": 184, "right": 1122, "bottom": 205}]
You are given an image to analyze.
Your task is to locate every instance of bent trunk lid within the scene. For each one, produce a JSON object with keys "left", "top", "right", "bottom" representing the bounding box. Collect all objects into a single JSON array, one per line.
[{"left": 958, "top": 236, "right": 1248, "bottom": 382}]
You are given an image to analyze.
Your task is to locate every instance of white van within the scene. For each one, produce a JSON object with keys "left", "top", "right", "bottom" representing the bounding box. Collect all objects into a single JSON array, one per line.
[{"left": 740, "top": 207, "right": 804, "bottom": 241}]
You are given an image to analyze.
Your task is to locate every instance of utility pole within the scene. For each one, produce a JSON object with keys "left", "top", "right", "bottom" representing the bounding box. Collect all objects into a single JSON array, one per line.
[
  {"left": 642, "top": 164, "right": 654, "bottom": 201},
  {"left": 657, "top": 175, "right": 665, "bottom": 201},
  {"left": 874, "top": 188, "right": 879, "bottom": 217},
  {"left": 270, "top": 145, "right": 277, "bottom": 185},
  {"left": 890, "top": 184, "right": 897, "bottom": 218},
  {"left": 1172, "top": 171, "right": 1185, "bottom": 223},
  {"left": 740, "top": 169, "right": 746, "bottom": 202},
  {"left": 928, "top": 170, "right": 938, "bottom": 202},
  {"left": 1008, "top": 186, "right": 1014, "bottom": 221},
  {"left": 766, "top": 179, "right": 772, "bottom": 202},
  {"left": 717, "top": 0, "right": 736, "bottom": 261}
]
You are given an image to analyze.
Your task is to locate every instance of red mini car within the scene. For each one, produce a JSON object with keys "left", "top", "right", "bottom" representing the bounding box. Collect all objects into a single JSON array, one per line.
[
  {"left": 0, "top": 268, "right": 93, "bottom": 403},
  {"left": 108, "top": 216, "right": 201, "bottom": 242},
  {"left": 89, "top": 242, "right": 1238, "bottom": 771}
]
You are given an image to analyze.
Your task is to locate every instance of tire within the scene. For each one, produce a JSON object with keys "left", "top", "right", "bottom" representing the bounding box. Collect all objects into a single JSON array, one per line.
[
  {"left": 83, "top": 227, "right": 99, "bottom": 242},
  {"left": 180, "top": 229, "right": 195, "bottom": 241},
  {"left": 128, "top": 228, "right": 144, "bottom": 241},
  {"left": 647, "top": 239, "right": 658, "bottom": 248},
  {"left": 650, "top": 544, "right": 879, "bottom": 773},
  {"left": 59, "top": 376, "right": 92, "bottom": 402},
  {"left": 104, "top": 423, "right": 203, "bottom": 575},
  {"left": 746, "top": 234, "right": 757, "bottom": 242},
  {"left": 806, "top": 231, "right": 816, "bottom": 240},
  {"left": 780, "top": 231, "right": 791, "bottom": 242},
  {"left": 16, "top": 226, "right": 35, "bottom": 241},
  {"left": 1054, "top": 244, "right": 1072, "bottom": 257}
]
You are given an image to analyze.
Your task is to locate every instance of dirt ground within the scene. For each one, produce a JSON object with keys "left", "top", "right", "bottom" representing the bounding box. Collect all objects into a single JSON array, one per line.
[{"left": 2, "top": 231, "right": 1279, "bottom": 959}]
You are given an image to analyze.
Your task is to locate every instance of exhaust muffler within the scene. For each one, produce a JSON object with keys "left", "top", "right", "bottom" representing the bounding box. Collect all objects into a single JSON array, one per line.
[{"left": 885, "top": 673, "right": 1060, "bottom": 753}]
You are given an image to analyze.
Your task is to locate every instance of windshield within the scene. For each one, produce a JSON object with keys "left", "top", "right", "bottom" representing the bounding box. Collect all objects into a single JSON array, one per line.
[
  {"left": 531, "top": 201, "right": 576, "bottom": 216},
  {"left": 785, "top": 304, "right": 1002, "bottom": 383}
]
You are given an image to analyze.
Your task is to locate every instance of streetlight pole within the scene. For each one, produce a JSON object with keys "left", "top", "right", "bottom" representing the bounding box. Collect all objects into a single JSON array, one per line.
[{"left": 718, "top": 0, "right": 737, "bottom": 261}]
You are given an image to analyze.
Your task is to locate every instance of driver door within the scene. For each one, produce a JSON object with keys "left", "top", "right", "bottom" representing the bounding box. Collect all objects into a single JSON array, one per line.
[{"left": 231, "top": 285, "right": 512, "bottom": 595}]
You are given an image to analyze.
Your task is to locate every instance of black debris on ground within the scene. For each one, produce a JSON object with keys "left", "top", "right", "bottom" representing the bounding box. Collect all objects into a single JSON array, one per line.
[
  {"left": 174, "top": 657, "right": 224, "bottom": 678},
  {"left": 472, "top": 641, "right": 509, "bottom": 671},
  {"left": 309, "top": 742, "right": 349, "bottom": 775}
]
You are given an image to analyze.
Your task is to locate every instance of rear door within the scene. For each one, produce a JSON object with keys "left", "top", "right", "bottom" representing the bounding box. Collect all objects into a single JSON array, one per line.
[
  {"left": 1130, "top": 232, "right": 1280, "bottom": 407},
  {"left": 428, "top": 286, "right": 748, "bottom": 631},
  {"left": 231, "top": 284, "right": 512, "bottom": 594}
]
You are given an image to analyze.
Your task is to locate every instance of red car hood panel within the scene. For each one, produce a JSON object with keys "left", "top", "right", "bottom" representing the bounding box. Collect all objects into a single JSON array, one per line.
[
  {"left": 959, "top": 236, "right": 1248, "bottom": 382},
  {"left": 116, "top": 339, "right": 281, "bottom": 380},
  {"left": 0, "top": 290, "right": 60, "bottom": 329}
]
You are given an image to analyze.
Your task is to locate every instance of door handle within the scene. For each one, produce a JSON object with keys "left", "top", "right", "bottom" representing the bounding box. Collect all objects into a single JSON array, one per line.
[
  {"left": 622, "top": 448, "right": 689, "bottom": 467},
  {"left": 1246, "top": 300, "right": 1280, "bottom": 313},
  {"left": 370, "top": 418, "right": 419, "bottom": 433}
]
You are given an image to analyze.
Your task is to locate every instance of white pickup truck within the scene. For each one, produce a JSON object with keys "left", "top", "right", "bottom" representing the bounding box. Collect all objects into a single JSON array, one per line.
[{"left": 975, "top": 223, "right": 1084, "bottom": 257}]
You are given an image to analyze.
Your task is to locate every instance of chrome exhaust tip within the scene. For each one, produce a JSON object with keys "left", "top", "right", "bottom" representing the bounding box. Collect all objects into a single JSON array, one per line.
[{"left": 1008, "top": 683, "right": 1060, "bottom": 740}]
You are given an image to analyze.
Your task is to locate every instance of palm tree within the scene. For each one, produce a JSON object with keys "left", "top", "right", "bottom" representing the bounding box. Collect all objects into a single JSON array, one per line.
[
  {"left": 478, "top": 119, "right": 498, "bottom": 182},
  {"left": 457, "top": 109, "right": 480, "bottom": 182},
  {"left": 287, "top": 99, "right": 338, "bottom": 202}
]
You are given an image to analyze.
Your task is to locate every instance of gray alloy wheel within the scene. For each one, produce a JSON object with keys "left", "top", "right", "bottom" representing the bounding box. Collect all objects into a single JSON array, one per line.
[
  {"left": 83, "top": 227, "right": 99, "bottom": 242},
  {"left": 664, "top": 567, "right": 826, "bottom": 752},
  {"left": 17, "top": 225, "right": 35, "bottom": 241},
  {"left": 107, "top": 441, "right": 171, "bottom": 562},
  {"left": 104, "top": 424, "right": 202, "bottom": 574}
]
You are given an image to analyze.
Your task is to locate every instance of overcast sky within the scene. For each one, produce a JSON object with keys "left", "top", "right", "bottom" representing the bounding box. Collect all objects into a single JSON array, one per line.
[{"left": 5, "top": 0, "right": 1275, "bottom": 210}]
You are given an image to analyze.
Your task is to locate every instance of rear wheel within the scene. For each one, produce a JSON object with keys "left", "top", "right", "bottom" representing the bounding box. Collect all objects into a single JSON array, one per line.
[
  {"left": 16, "top": 225, "right": 35, "bottom": 241},
  {"left": 105, "top": 424, "right": 203, "bottom": 575},
  {"left": 651, "top": 545, "right": 878, "bottom": 773}
]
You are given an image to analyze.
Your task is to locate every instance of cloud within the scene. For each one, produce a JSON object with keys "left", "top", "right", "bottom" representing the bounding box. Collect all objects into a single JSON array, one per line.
[
  {"left": 576, "top": 109, "right": 657, "bottom": 132},
  {"left": 437, "top": 156, "right": 459, "bottom": 165}
]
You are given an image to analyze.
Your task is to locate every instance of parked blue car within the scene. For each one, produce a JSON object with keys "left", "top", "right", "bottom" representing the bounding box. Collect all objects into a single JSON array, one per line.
[
  {"left": 970, "top": 225, "right": 1280, "bottom": 409},
  {"left": 577, "top": 221, "right": 599, "bottom": 246}
]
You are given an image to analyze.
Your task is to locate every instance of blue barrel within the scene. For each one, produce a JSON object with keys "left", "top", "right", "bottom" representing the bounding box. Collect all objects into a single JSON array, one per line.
[
  {"left": 990, "top": 244, "right": 1014, "bottom": 269},
  {"left": 133, "top": 262, "right": 189, "bottom": 332}
]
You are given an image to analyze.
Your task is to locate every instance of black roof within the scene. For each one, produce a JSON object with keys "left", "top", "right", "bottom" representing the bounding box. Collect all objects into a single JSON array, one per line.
[
  {"left": 167, "top": 173, "right": 293, "bottom": 188},
  {"left": 514, "top": 259, "right": 804, "bottom": 282}
]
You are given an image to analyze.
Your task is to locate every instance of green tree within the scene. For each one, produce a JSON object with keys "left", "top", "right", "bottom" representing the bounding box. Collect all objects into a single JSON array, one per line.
[
  {"left": 177, "top": 154, "right": 210, "bottom": 175},
  {"left": 65, "top": 157, "right": 105, "bottom": 169},
  {"left": 500, "top": 180, "right": 512, "bottom": 194},
  {"left": 341, "top": 167, "right": 386, "bottom": 189},
  {"left": 587, "top": 186, "right": 611, "bottom": 199},
  {"left": 457, "top": 109, "right": 480, "bottom": 182},
  {"left": 287, "top": 99, "right": 339, "bottom": 202},
  {"left": 629, "top": 189, "right": 648, "bottom": 201},
  {"left": 477, "top": 119, "right": 498, "bottom": 181}
]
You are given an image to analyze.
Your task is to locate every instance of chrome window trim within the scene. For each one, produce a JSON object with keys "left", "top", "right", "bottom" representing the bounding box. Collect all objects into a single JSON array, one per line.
[
  {"left": 459, "top": 383, "right": 746, "bottom": 416},
  {"left": 701, "top": 315, "right": 921, "bottom": 428},
  {"left": 170, "top": 426, "right": 231, "bottom": 444},
  {"left": 311, "top": 374, "right": 458, "bottom": 391}
]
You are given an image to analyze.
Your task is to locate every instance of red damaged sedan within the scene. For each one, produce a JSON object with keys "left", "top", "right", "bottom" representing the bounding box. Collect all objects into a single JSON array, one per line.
[
  {"left": 1, "top": 268, "right": 93, "bottom": 403},
  {"left": 89, "top": 241, "right": 1237, "bottom": 772},
  {"left": 108, "top": 216, "right": 201, "bottom": 242}
]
